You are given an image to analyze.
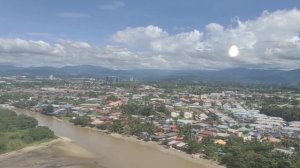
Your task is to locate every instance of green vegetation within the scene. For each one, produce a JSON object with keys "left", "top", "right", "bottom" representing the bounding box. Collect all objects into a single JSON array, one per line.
[
  {"left": 121, "top": 101, "right": 154, "bottom": 116},
  {"left": 0, "top": 109, "right": 55, "bottom": 154},
  {"left": 106, "top": 95, "right": 119, "bottom": 101},
  {"left": 57, "top": 112, "right": 93, "bottom": 127},
  {"left": 120, "top": 100, "right": 169, "bottom": 117},
  {"left": 0, "top": 93, "right": 37, "bottom": 108},
  {"left": 70, "top": 115, "right": 92, "bottom": 127},
  {"left": 185, "top": 140, "right": 201, "bottom": 154},
  {"left": 96, "top": 123, "right": 109, "bottom": 130},
  {"left": 155, "top": 103, "right": 170, "bottom": 115},
  {"left": 261, "top": 96, "right": 290, "bottom": 105},
  {"left": 127, "top": 117, "right": 155, "bottom": 136},
  {"left": 87, "top": 91, "right": 98, "bottom": 98},
  {"left": 42, "top": 104, "right": 54, "bottom": 113},
  {"left": 95, "top": 117, "right": 155, "bottom": 136},
  {"left": 220, "top": 137, "right": 300, "bottom": 168},
  {"left": 183, "top": 136, "right": 300, "bottom": 168},
  {"left": 108, "top": 120, "right": 124, "bottom": 134},
  {"left": 261, "top": 105, "right": 300, "bottom": 121},
  {"left": 0, "top": 112, "right": 38, "bottom": 131},
  {"left": 11, "top": 100, "right": 38, "bottom": 108},
  {"left": 178, "top": 125, "right": 192, "bottom": 141},
  {"left": 22, "top": 126, "right": 55, "bottom": 143}
]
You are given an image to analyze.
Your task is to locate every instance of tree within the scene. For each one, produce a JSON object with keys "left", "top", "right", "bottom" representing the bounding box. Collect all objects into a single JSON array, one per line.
[
  {"left": 106, "top": 95, "right": 119, "bottom": 101},
  {"left": 127, "top": 118, "right": 155, "bottom": 136},
  {"left": 156, "top": 103, "right": 170, "bottom": 115},
  {"left": 87, "top": 91, "right": 98, "bottom": 98},
  {"left": 291, "top": 99, "right": 299, "bottom": 105},
  {"left": 121, "top": 102, "right": 155, "bottom": 116},
  {"left": 22, "top": 126, "right": 55, "bottom": 143},
  {"left": 51, "top": 100, "right": 60, "bottom": 105},
  {"left": 16, "top": 114, "right": 38, "bottom": 129},
  {"left": 261, "top": 105, "right": 300, "bottom": 121},
  {"left": 43, "top": 105, "right": 54, "bottom": 113},
  {"left": 245, "top": 151, "right": 274, "bottom": 168},
  {"left": 0, "top": 136, "right": 8, "bottom": 153},
  {"left": 178, "top": 124, "right": 192, "bottom": 141},
  {"left": 0, "top": 109, "right": 55, "bottom": 154},
  {"left": 277, "top": 160, "right": 293, "bottom": 168},
  {"left": 96, "top": 123, "right": 109, "bottom": 130},
  {"left": 0, "top": 110, "right": 37, "bottom": 131},
  {"left": 186, "top": 140, "right": 201, "bottom": 154},
  {"left": 71, "top": 115, "right": 91, "bottom": 127},
  {"left": 109, "top": 120, "right": 124, "bottom": 134}
]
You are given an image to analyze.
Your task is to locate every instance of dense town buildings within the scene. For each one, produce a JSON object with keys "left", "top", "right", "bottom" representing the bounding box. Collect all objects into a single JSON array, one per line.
[{"left": 0, "top": 76, "right": 299, "bottom": 157}]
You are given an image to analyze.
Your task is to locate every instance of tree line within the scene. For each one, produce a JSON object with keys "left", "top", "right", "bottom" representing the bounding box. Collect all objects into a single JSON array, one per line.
[
  {"left": 261, "top": 105, "right": 300, "bottom": 122},
  {"left": 0, "top": 109, "right": 55, "bottom": 154},
  {"left": 184, "top": 136, "right": 300, "bottom": 168}
]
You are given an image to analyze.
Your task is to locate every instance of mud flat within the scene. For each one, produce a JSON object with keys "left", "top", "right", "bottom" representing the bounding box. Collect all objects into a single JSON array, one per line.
[{"left": 0, "top": 138, "right": 103, "bottom": 168}]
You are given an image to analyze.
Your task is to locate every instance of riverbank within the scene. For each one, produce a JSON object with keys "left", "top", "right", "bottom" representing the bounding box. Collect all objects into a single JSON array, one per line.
[
  {"left": 0, "top": 137, "right": 101, "bottom": 168},
  {"left": 8, "top": 106, "right": 224, "bottom": 168},
  {"left": 0, "top": 107, "right": 57, "bottom": 156},
  {"left": 0, "top": 138, "right": 61, "bottom": 160},
  {"left": 109, "top": 133, "right": 223, "bottom": 168},
  {"left": 57, "top": 117, "right": 223, "bottom": 168}
]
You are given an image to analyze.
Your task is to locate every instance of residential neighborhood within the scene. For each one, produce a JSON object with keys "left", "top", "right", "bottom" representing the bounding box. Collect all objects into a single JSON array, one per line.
[{"left": 1, "top": 76, "right": 299, "bottom": 162}]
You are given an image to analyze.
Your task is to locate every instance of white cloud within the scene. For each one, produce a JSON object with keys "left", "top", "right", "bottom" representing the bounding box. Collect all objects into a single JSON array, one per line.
[
  {"left": 0, "top": 38, "right": 167, "bottom": 69},
  {"left": 1, "top": 9, "right": 300, "bottom": 70},
  {"left": 58, "top": 12, "right": 90, "bottom": 19},
  {"left": 112, "top": 25, "right": 168, "bottom": 49},
  {"left": 98, "top": 1, "right": 125, "bottom": 10},
  {"left": 112, "top": 9, "right": 300, "bottom": 70}
]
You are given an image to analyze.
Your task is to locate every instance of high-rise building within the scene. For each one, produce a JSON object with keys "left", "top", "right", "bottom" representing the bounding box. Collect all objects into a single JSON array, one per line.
[
  {"left": 105, "top": 76, "right": 119, "bottom": 85},
  {"left": 49, "top": 75, "right": 54, "bottom": 80}
]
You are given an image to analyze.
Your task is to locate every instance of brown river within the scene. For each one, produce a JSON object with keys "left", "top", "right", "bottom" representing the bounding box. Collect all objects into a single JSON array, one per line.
[{"left": 9, "top": 108, "right": 223, "bottom": 168}]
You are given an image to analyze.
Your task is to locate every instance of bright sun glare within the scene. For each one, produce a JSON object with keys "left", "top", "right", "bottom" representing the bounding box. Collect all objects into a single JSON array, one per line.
[{"left": 228, "top": 45, "right": 239, "bottom": 58}]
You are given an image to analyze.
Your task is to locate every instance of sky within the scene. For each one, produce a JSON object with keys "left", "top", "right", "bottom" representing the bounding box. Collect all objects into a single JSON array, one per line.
[{"left": 1, "top": 0, "right": 300, "bottom": 70}]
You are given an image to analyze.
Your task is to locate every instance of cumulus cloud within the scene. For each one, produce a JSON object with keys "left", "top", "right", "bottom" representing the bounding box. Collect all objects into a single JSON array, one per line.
[
  {"left": 112, "top": 9, "right": 300, "bottom": 70},
  {"left": 0, "top": 38, "right": 166, "bottom": 69},
  {"left": 1, "top": 9, "right": 300, "bottom": 70}
]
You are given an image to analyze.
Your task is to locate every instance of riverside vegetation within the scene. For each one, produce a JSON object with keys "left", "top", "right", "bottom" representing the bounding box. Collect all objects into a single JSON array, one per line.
[{"left": 0, "top": 109, "right": 55, "bottom": 154}]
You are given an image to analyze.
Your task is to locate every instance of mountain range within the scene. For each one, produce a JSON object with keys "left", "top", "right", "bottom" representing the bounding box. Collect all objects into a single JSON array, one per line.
[{"left": 0, "top": 65, "right": 299, "bottom": 85}]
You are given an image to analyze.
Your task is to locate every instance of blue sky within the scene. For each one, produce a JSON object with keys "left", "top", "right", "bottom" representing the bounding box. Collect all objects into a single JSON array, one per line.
[
  {"left": 0, "top": 0, "right": 300, "bottom": 69},
  {"left": 1, "top": 0, "right": 299, "bottom": 43}
]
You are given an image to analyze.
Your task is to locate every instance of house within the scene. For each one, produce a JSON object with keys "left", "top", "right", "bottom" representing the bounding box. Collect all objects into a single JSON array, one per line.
[
  {"left": 216, "top": 133, "right": 230, "bottom": 138},
  {"left": 199, "top": 130, "right": 216, "bottom": 138},
  {"left": 177, "top": 119, "right": 193, "bottom": 125},
  {"left": 214, "top": 139, "right": 226, "bottom": 145},
  {"left": 268, "top": 137, "right": 281, "bottom": 143},
  {"left": 175, "top": 142, "right": 186, "bottom": 149},
  {"left": 151, "top": 132, "right": 178, "bottom": 142},
  {"left": 138, "top": 132, "right": 150, "bottom": 141},
  {"left": 272, "top": 148, "right": 294, "bottom": 155},
  {"left": 151, "top": 135, "right": 167, "bottom": 142},
  {"left": 251, "top": 132, "right": 262, "bottom": 140},
  {"left": 242, "top": 134, "right": 252, "bottom": 142}
]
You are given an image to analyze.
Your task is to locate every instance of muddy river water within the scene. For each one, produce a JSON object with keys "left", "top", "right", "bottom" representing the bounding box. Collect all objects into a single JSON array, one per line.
[{"left": 11, "top": 108, "right": 222, "bottom": 168}]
